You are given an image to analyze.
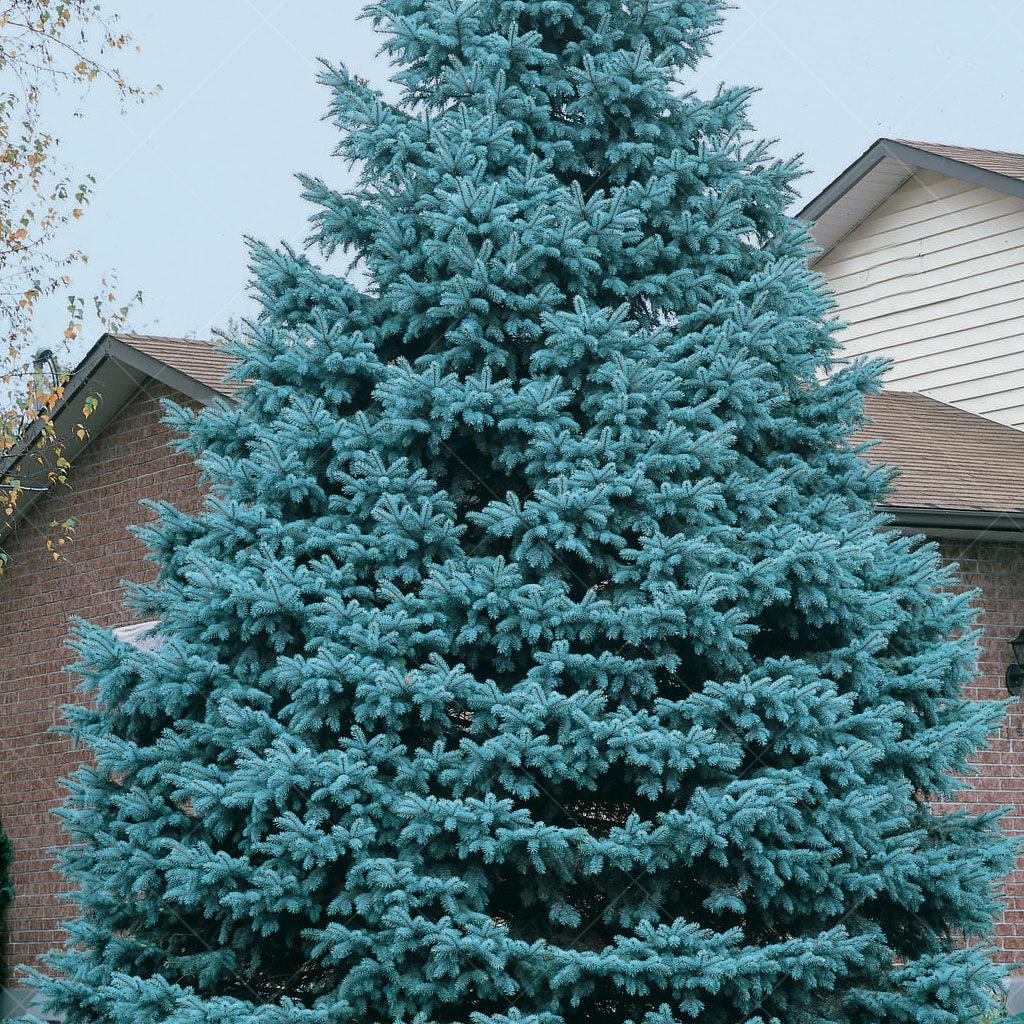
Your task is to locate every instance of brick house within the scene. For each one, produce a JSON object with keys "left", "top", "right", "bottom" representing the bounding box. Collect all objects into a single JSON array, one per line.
[
  {"left": 0, "top": 333, "right": 237, "bottom": 1017},
  {"left": 4, "top": 146, "right": 1024, "bottom": 1010}
]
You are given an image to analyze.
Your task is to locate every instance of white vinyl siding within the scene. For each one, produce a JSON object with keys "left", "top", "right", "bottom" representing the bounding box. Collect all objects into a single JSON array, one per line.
[{"left": 818, "top": 168, "right": 1024, "bottom": 428}]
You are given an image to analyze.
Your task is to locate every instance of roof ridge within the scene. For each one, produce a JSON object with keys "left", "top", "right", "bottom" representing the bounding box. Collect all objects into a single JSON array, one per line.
[
  {"left": 110, "top": 333, "right": 240, "bottom": 397},
  {"left": 890, "top": 137, "right": 1024, "bottom": 161},
  {"left": 112, "top": 331, "right": 219, "bottom": 346}
]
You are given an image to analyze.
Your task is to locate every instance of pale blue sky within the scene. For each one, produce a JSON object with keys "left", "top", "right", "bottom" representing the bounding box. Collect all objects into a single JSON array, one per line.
[{"left": 47, "top": 0, "right": 1024, "bottom": 351}]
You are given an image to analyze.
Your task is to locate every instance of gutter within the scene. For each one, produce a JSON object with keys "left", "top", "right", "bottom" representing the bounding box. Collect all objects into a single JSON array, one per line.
[
  {"left": 2, "top": 332, "right": 1019, "bottom": 547},
  {"left": 881, "top": 504, "right": 1024, "bottom": 539}
]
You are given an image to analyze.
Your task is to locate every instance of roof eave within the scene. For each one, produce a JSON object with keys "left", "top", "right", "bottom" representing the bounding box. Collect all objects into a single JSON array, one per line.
[
  {"left": 3, "top": 332, "right": 1021, "bottom": 548},
  {"left": 798, "top": 137, "right": 898, "bottom": 223},
  {"left": 881, "top": 503, "right": 1024, "bottom": 539}
]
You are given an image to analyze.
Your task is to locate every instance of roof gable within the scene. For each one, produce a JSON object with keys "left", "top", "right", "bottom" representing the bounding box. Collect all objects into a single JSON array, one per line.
[
  {"left": 0, "top": 333, "right": 234, "bottom": 540},
  {"left": 799, "top": 138, "right": 1024, "bottom": 262},
  {"left": 113, "top": 333, "right": 241, "bottom": 399}
]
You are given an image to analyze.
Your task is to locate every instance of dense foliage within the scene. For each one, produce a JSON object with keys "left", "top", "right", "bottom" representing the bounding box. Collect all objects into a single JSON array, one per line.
[
  {"left": 0, "top": 822, "right": 10, "bottom": 986},
  {"left": 34, "top": 2, "right": 1013, "bottom": 1022}
]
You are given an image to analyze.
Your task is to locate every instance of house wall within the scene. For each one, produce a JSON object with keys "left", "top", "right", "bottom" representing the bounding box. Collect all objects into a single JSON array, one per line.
[
  {"left": 0, "top": 382, "right": 202, "bottom": 977},
  {"left": 939, "top": 537, "right": 1024, "bottom": 970},
  {"left": 817, "top": 168, "right": 1024, "bottom": 428}
]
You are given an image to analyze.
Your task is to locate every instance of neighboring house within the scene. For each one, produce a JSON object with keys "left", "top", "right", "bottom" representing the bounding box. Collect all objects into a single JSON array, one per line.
[
  {"left": 3, "top": 316, "right": 1024, "bottom": 1001},
  {"left": 801, "top": 138, "right": 1024, "bottom": 429},
  {"left": 0, "top": 333, "right": 236, "bottom": 1018},
  {"left": 801, "top": 137, "right": 1024, "bottom": 992}
]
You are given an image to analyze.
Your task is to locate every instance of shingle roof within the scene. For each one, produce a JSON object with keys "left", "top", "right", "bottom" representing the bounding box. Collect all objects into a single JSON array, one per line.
[
  {"left": 113, "top": 333, "right": 239, "bottom": 398},
  {"left": 87, "top": 340, "right": 1024, "bottom": 525},
  {"left": 893, "top": 139, "right": 1024, "bottom": 182},
  {"left": 858, "top": 391, "right": 1024, "bottom": 517}
]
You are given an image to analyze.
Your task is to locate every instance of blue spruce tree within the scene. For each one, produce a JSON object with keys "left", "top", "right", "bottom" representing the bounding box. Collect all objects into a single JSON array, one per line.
[{"left": 34, "top": 3, "right": 1014, "bottom": 1022}]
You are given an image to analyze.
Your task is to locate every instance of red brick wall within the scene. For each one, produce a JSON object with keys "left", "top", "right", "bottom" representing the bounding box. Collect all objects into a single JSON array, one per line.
[
  {"left": 0, "top": 382, "right": 202, "bottom": 973},
  {"left": 940, "top": 538, "right": 1024, "bottom": 970}
]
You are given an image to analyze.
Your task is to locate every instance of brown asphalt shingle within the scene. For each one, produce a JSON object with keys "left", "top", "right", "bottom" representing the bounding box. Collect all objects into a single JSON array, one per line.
[
  {"left": 858, "top": 391, "right": 1024, "bottom": 515},
  {"left": 893, "top": 139, "right": 1024, "bottom": 182},
  {"left": 113, "top": 333, "right": 240, "bottom": 398}
]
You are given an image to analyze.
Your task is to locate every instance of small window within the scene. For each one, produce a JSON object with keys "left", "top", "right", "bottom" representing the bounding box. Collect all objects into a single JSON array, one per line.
[{"left": 112, "top": 620, "right": 163, "bottom": 652}]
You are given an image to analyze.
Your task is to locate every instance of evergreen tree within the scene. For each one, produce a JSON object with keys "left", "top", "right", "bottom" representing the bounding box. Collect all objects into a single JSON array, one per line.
[
  {"left": 0, "top": 822, "right": 11, "bottom": 986},
  {"left": 34, "top": 3, "right": 1014, "bottom": 1022}
]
